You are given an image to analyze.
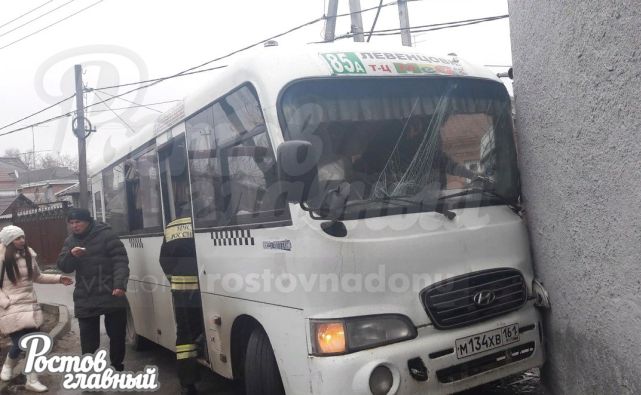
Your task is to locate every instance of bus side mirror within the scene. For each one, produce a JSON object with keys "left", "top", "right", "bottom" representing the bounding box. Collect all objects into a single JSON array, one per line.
[{"left": 276, "top": 140, "right": 319, "bottom": 204}]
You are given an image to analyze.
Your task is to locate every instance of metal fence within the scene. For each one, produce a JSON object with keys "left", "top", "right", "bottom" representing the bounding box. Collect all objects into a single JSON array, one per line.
[{"left": 12, "top": 202, "right": 70, "bottom": 266}]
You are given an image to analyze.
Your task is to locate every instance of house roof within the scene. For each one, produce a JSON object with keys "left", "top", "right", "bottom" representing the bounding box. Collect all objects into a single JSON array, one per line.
[
  {"left": 17, "top": 167, "right": 77, "bottom": 185},
  {"left": 0, "top": 157, "right": 28, "bottom": 170},
  {"left": 56, "top": 183, "right": 79, "bottom": 196},
  {"left": 0, "top": 157, "right": 29, "bottom": 185},
  {"left": 0, "top": 194, "right": 35, "bottom": 215}
]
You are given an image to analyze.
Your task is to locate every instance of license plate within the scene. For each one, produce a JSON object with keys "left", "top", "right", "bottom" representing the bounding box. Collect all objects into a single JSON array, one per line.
[{"left": 455, "top": 323, "right": 519, "bottom": 359}]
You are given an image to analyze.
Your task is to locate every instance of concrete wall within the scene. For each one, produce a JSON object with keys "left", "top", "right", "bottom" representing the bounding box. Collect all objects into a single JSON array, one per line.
[{"left": 508, "top": 1, "right": 641, "bottom": 394}]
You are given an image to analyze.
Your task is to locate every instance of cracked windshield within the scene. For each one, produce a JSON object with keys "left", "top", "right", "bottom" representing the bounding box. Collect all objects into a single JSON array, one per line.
[{"left": 280, "top": 77, "right": 520, "bottom": 219}]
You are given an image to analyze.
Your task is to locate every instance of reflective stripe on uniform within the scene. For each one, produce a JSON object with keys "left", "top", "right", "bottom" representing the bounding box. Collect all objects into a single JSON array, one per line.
[
  {"left": 170, "top": 276, "right": 199, "bottom": 284},
  {"left": 176, "top": 350, "right": 198, "bottom": 360},
  {"left": 176, "top": 344, "right": 197, "bottom": 353},
  {"left": 171, "top": 283, "right": 199, "bottom": 291}
]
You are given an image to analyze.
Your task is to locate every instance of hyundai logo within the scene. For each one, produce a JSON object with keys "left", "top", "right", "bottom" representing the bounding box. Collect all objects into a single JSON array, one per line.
[{"left": 473, "top": 290, "right": 496, "bottom": 306}]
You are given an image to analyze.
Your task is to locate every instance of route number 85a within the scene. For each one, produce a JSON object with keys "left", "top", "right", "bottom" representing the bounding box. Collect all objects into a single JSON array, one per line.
[{"left": 322, "top": 53, "right": 367, "bottom": 74}]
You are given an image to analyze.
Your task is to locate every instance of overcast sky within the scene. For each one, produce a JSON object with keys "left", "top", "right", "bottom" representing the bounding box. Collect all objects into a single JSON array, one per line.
[{"left": 0, "top": 0, "right": 512, "bottom": 168}]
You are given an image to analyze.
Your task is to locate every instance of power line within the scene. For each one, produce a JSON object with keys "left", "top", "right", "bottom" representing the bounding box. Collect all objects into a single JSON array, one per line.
[
  {"left": 90, "top": 1, "right": 420, "bottom": 92},
  {"left": 84, "top": 100, "right": 182, "bottom": 114},
  {"left": 91, "top": 89, "right": 163, "bottom": 113},
  {"left": 0, "top": 94, "right": 75, "bottom": 132},
  {"left": 0, "top": 2, "right": 423, "bottom": 138},
  {"left": 0, "top": 112, "right": 72, "bottom": 138},
  {"left": 93, "top": 90, "right": 137, "bottom": 135},
  {"left": 0, "top": 0, "right": 53, "bottom": 30},
  {"left": 333, "top": 14, "right": 508, "bottom": 40},
  {"left": 366, "top": 0, "right": 385, "bottom": 42},
  {"left": 0, "top": 0, "right": 78, "bottom": 40},
  {"left": 0, "top": 0, "right": 103, "bottom": 51},
  {"left": 90, "top": 65, "right": 229, "bottom": 91},
  {"left": 83, "top": 15, "right": 328, "bottom": 112},
  {"left": 334, "top": 0, "right": 421, "bottom": 19}
]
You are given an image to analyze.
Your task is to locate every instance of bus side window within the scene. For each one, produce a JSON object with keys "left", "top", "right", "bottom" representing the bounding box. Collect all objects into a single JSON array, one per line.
[
  {"left": 213, "top": 85, "right": 285, "bottom": 226},
  {"left": 186, "top": 106, "right": 221, "bottom": 227},
  {"left": 159, "top": 137, "right": 192, "bottom": 224},
  {"left": 125, "top": 148, "right": 163, "bottom": 233},
  {"left": 102, "top": 162, "right": 128, "bottom": 235}
]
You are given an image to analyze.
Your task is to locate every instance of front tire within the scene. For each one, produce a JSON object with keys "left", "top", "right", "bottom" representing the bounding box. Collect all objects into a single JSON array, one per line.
[{"left": 244, "top": 327, "right": 285, "bottom": 395}]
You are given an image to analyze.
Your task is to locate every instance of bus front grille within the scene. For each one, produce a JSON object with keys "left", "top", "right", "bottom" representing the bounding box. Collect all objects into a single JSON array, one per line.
[{"left": 420, "top": 268, "right": 527, "bottom": 329}]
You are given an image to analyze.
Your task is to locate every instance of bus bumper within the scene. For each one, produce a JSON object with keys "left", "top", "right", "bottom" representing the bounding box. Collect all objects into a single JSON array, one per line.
[{"left": 307, "top": 304, "right": 545, "bottom": 395}]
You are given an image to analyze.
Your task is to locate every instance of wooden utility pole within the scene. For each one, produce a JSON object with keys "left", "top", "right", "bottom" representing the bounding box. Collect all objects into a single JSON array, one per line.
[
  {"left": 348, "top": 0, "right": 365, "bottom": 42},
  {"left": 74, "top": 64, "right": 88, "bottom": 209},
  {"left": 324, "top": 0, "right": 339, "bottom": 42},
  {"left": 397, "top": 0, "right": 412, "bottom": 47}
]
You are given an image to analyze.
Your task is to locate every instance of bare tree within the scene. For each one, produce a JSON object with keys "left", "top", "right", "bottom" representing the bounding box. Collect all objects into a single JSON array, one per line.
[
  {"left": 37, "top": 153, "right": 79, "bottom": 172},
  {"left": 3, "top": 148, "right": 20, "bottom": 157},
  {"left": 2, "top": 148, "right": 34, "bottom": 169}
]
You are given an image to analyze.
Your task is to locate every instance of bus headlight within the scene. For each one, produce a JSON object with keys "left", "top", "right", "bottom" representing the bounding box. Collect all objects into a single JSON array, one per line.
[{"left": 311, "top": 315, "right": 417, "bottom": 355}]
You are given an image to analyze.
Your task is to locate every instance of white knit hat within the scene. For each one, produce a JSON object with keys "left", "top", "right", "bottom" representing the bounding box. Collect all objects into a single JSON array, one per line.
[{"left": 0, "top": 225, "right": 25, "bottom": 246}]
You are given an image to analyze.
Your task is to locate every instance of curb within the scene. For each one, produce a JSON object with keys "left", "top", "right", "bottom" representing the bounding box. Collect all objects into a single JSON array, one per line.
[
  {"left": 0, "top": 304, "right": 71, "bottom": 391},
  {"left": 41, "top": 302, "right": 71, "bottom": 341}
]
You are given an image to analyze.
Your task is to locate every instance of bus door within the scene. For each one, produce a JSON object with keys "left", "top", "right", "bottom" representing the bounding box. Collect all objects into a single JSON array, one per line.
[{"left": 157, "top": 135, "right": 209, "bottom": 362}]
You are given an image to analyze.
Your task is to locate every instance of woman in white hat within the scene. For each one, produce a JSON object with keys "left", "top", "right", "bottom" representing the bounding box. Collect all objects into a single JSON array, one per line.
[{"left": 0, "top": 225, "right": 73, "bottom": 392}]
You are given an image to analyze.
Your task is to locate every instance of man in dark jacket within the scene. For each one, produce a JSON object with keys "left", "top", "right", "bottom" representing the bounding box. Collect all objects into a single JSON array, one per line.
[{"left": 57, "top": 208, "right": 130, "bottom": 371}]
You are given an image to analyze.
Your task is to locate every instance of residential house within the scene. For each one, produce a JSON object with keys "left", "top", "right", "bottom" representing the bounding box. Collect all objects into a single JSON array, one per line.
[
  {"left": 0, "top": 157, "right": 36, "bottom": 225},
  {"left": 0, "top": 156, "right": 29, "bottom": 194},
  {"left": 17, "top": 167, "right": 78, "bottom": 204},
  {"left": 55, "top": 182, "right": 91, "bottom": 209}
]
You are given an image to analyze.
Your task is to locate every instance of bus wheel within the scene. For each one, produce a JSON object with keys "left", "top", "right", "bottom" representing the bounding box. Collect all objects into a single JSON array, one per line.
[
  {"left": 244, "top": 327, "right": 285, "bottom": 395},
  {"left": 126, "top": 308, "right": 150, "bottom": 351}
]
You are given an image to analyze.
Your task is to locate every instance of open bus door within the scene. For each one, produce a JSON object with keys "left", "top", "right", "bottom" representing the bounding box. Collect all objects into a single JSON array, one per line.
[{"left": 157, "top": 134, "right": 209, "bottom": 364}]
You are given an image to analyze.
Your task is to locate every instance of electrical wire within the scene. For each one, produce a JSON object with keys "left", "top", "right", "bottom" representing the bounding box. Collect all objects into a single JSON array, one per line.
[
  {"left": 0, "top": 0, "right": 78, "bottom": 39},
  {"left": 94, "top": 0, "right": 422, "bottom": 91},
  {"left": 0, "top": 0, "right": 53, "bottom": 30},
  {"left": 83, "top": 16, "right": 327, "bottom": 112},
  {"left": 91, "top": 65, "right": 228, "bottom": 91},
  {"left": 0, "top": 112, "right": 72, "bottom": 138},
  {"left": 333, "top": 14, "right": 508, "bottom": 40},
  {"left": 84, "top": 100, "right": 182, "bottom": 114},
  {"left": 334, "top": 0, "right": 421, "bottom": 19},
  {"left": 92, "top": 90, "right": 137, "bottom": 135},
  {"left": 91, "top": 89, "right": 164, "bottom": 113},
  {"left": 1, "top": 0, "right": 426, "bottom": 138},
  {"left": 0, "top": 0, "right": 103, "bottom": 51},
  {"left": 0, "top": 94, "right": 75, "bottom": 132},
  {"left": 366, "top": 0, "right": 385, "bottom": 42}
]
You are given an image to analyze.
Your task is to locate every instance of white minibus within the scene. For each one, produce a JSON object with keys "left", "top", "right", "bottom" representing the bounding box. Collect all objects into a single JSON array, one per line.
[{"left": 89, "top": 42, "right": 548, "bottom": 395}]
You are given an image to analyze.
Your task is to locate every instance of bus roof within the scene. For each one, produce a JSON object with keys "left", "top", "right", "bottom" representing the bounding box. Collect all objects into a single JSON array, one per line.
[{"left": 89, "top": 42, "right": 500, "bottom": 176}]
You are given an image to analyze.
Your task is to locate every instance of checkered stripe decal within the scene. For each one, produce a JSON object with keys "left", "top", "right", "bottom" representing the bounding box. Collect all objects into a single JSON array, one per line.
[
  {"left": 211, "top": 229, "right": 254, "bottom": 247},
  {"left": 128, "top": 238, "right": 143, "bottom": 248}
]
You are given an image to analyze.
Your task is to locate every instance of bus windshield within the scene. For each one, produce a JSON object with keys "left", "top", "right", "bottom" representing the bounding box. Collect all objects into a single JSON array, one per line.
[{"left": 279, "top": 77, "right": 519, "bottom": 220}]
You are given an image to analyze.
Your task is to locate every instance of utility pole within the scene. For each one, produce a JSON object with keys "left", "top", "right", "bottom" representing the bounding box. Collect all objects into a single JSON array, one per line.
[
  {"left": 324, "top": 0, "right": 339, "bottom": 42},
  {"left": 397, "top": 0, "right": 412, "bottom": 47},
  {"left": 74, "top": 64, "right": 88, "bottom": 209},
  {"left": 348, "top": 0, "right": 365, "bottom": 42}
]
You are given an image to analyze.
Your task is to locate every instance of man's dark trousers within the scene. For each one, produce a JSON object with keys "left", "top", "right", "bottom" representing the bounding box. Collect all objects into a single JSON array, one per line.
[{"left": 77, "top": 309, "right": 127, "bottom": 371}]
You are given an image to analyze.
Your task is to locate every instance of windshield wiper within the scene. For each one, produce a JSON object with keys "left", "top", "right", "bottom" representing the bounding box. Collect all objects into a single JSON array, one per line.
[
  {"left": 345, "top": 196, "right": 456, "bottom": 220},
  {"left": 438, "top": 188, "right": 523, "bottom": 215}
]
